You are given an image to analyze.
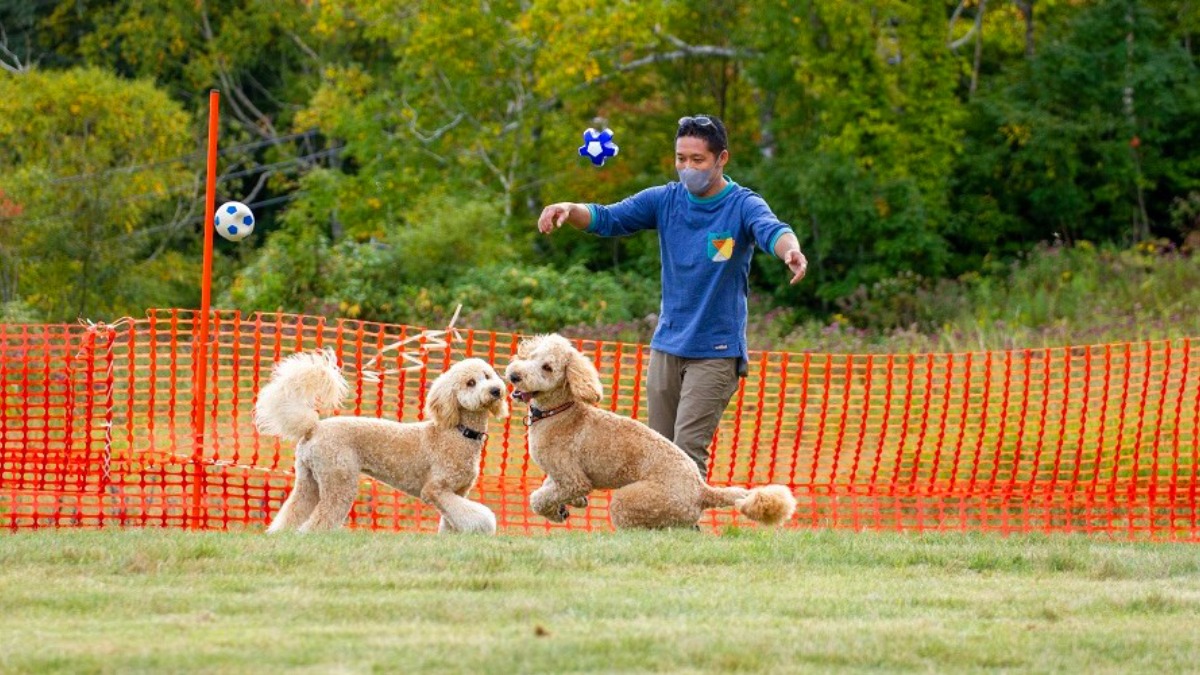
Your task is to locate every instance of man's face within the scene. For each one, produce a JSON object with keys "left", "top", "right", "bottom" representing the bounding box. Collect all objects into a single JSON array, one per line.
[{"left": 674, "top": 136, "right": 726, "bottom": 173}]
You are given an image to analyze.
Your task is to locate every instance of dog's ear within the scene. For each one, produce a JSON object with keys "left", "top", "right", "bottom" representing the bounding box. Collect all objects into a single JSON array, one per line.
[
  {"left": 515, "top": 337, "right": 535, "bottom": 359},
  {"left": 566, "top": 349, "right": 603, "bottom": 404},
  {"left": 423, "top": 371, "right": 460, "bottom": 428}
]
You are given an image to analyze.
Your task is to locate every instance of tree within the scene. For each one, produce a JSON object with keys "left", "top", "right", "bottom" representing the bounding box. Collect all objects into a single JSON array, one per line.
[
  {"left": 952, "top": 0, "right": 1200, "bottom": 261},
  {"left": 739, "top": 1, "right": 966, "bottom": 303},
  {"left": 0, "top": 67, "right": 196, "bottom": 320}
]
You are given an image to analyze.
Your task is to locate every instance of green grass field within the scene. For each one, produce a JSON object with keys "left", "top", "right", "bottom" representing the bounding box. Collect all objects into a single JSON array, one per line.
[{"left": 2, "top": 529, "right": 1199, "bottom": 673}]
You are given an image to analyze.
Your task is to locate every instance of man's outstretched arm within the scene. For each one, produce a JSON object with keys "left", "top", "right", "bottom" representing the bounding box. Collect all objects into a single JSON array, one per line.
[{"left": 537, "top": 202, "right": 592, "bottom": 233}]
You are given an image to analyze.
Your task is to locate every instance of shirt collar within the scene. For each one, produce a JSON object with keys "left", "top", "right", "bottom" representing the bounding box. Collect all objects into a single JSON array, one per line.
[{"left": 686, "top": 176, "right": 735, "bottom": 204}]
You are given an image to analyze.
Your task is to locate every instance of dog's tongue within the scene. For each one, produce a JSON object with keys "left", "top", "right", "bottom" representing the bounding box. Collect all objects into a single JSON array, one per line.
[{"left": 511, "top": 390, "right": 532, "bottom": 403}]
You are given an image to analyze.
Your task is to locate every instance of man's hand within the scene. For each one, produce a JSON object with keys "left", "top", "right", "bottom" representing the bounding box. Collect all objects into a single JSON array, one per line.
[
  {"left": 783, "top": 249, "right": 808, "bottom": 285},
  {"left": 537, "top": 203, "right": 575, "bottom": 234}
]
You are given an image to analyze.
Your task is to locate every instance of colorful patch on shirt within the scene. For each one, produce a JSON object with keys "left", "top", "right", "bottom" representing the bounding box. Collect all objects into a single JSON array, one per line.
[{"left": 707, "top": 231, "right": 734, "bottom": 262}]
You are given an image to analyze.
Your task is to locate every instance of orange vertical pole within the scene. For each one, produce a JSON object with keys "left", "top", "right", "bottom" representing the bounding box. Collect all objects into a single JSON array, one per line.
[
  {"left": 1074, "top": 345, "right": 1094, "bottom": 532},
  {"left": 929, "top": 353, "right": 954, "bottom": 496},
  {"left": 747, "top": 350, "right": 770, "bottom": 486},
  {"left": 889, "top": 356, "right": 915, "bottom": 494},
  {"left": 949, "top": 352, "right": 973, "bottom": 498},
  {"left": 250, "top": 313, "right": 263, "bottom": 468},
  {"left": 1186, "top": 338, "right": 1200, "bottom": 536},
  {"left": 790, "top": 353, "right": 812, "bottom": 492},
  {"left": 849, "top": 354, "right": 873, "bottom": 489},
  {"left": 869, "top": 354, "right": 894, "bottom": 489},
  {"left": 1148, "top": 342, "right": 1171, "bottom": 535},
  {"left": 769, "top": 352, "right": 789, "bottom": 485},
  {"left": 500, "top": 332, "right": 517, "bottom": 532},
  {"left": 967, "top": 352, "right": 992, "bottom": 498},
  {"left": 191, "top": 89, "right": 220, "bottom": 529},
  {"left": 1168, "top": 340, "right": 1190, "bottom": 516}
]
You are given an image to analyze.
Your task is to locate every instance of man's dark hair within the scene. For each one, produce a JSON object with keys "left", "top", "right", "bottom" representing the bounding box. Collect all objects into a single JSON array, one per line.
[{"left": 676, "top": 114, "right": 728, "bottom": 156}]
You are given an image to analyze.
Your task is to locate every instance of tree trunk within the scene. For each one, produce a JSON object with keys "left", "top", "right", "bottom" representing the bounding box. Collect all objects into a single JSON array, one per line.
[
  {"left": 757, "top": 89, "right": 777, "bottom": 161},
  {"left": 970, "top": 0, "right": 989, "bottom": 97},
  {"left": 1014, "top": 0, "right": 1035, "bottom": 58},
  {"left": 1124, "top": 4, "right": 1151, "bottom": 241}
]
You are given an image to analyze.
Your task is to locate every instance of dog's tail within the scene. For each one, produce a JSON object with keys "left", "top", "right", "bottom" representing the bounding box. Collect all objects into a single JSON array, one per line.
[
  {"left": 701, "top": 484, "right": 797, "bottom": 527},
  {"left": 254, "top": 349, "right": 349, "bottom": 443}
]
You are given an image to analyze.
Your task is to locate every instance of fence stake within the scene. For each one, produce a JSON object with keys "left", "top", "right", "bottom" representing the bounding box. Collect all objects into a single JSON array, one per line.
[{"left": 191, "top": 89, "right": 220, "bottom": 529}]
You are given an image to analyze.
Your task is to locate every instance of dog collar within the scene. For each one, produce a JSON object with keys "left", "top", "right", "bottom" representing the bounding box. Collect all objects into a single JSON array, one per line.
[
  {"left": 456, "top": 424, "right": 487, "bottom": 441},
  {"left": 524, "top": 401, "right": 575, "bottom": 426}
]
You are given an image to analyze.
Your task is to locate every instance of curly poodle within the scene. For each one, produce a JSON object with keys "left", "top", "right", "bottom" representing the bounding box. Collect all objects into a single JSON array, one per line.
[
  {"left": 505, "top": 334, "right": 796, "bottom": 529},
  {"left": 255, "top": 350, "right": 508, "bottom": 534}
]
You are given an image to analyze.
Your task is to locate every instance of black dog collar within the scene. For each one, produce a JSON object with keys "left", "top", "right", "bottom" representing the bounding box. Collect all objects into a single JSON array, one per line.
[
  {"left": 524, "top": 401, "right": 575, "bottom": 426},
  {"left": 456, "top": 424, "right": 487, "bottom": 441}
]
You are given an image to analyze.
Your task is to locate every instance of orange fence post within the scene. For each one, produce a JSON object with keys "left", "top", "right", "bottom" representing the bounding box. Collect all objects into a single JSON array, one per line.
[{"left": 191, "top": 89, "right": 220, "bottom": 529}]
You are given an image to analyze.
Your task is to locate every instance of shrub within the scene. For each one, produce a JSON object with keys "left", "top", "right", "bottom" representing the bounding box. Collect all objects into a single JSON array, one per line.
[
  {"left": 410, "top": 263, "right": 662, "bottom": 335},
  {"left": 0, "top": 300, "right": 41, "bottom": 323},
  {"left": 766, "top": 240, "right": 1200, "bottom": 354}
]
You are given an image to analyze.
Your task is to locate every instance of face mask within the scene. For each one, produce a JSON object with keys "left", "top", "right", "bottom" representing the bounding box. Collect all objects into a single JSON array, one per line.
[{"left": 678, "top": 166, "right": 717, "bottom": 195}]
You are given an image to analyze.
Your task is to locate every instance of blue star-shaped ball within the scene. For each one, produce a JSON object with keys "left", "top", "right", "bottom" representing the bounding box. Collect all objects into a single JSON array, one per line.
[{"left": 579, "top": 127, "right": 619, "bottom": 166}]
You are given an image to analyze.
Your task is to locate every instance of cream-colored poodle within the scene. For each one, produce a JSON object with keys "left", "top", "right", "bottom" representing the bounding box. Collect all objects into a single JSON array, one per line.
[
  {"left": 255, "top": 350, "right": 508, "bottom": 534},
  {"left": 505, "top": 334, "right": 796, "bottom": 529}
]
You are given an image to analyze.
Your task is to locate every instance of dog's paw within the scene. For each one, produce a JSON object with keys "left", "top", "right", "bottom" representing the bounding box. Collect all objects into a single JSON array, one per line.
[
  {"left": 567, "top": 496, "right": 589, "bottom": 509},
  {"left": 531, "top": 490, "right": 563, "bottom": 522}
]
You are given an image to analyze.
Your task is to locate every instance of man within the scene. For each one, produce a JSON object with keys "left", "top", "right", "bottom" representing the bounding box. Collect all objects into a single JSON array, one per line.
[{"left": 536, "top": 114, "right": 807, "bottom": 476}]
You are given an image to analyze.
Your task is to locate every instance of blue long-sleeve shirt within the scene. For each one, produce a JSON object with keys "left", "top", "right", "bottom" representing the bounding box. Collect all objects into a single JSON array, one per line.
[{"left": 586, "top": 178, "right": 794, "bottom": 363}]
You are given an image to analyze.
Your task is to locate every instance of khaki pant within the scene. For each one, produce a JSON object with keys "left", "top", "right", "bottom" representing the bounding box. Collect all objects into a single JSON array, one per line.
[{"left": 647, "top": 349, "right": 741, "bottom": 477}]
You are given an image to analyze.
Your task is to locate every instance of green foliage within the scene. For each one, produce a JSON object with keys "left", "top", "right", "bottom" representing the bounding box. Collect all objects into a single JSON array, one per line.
[
  {"left": 226, "top": 190, "right": 659, "bottom": 333},
  {"left": 768, "top": 240, "right": 1200, "bottom": 354},
  {"left": 741, "top": 1, "right": 962, "bottom": 302},
  {"left": 962, "top": 240, "right": 1200, "bottom": 332},
  {"left": 1169, "top": 191, "right": 1200, "bottom": 236},
  {"left": 421, "top": 263, "right": 661, "bottom": 334},
  {"left": 952, "top": 0, "right": 1200, "bottom": 263},
  {"left": 49, "top": 0, "right": 319, "bottom": 125},
  {"left": 225, "top": 216, "right": 334, "bottom": 316},
  {"left": 230, "top": 234, "right": 661, "bottom": 334},
  {"left": 833, "top": 270, "right": 969, "bottom": 333},
  {"left": 386, "top": 196, "right": 515, "bottom": 285},
  {"left": 0, "top": 300, "right": 41, "bottom": 323},
  {"left": 0, "top": 66, "right": 195, "bottom": 320}
]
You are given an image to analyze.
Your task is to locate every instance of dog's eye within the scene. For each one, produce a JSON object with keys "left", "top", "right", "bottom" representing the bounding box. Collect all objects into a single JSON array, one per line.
[
  {"left": 541, "top": 363, "right": 553, "bottom": 372},
  {"left": 467, "top": 379, "right": 476, "bottom": 387}
]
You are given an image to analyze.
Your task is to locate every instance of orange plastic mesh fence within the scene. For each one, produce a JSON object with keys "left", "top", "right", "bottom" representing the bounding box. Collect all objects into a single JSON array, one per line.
[{"left": 2, "top": 309, "right": 1199, "bottom": 539}]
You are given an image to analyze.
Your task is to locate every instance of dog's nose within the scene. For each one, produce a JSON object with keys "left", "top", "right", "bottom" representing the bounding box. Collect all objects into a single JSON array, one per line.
[
  {"left": 508, "top": 373, "right": 522, "bottom": 384},
  {"left": 490, "top": 386, "right": 502, "bottom": 398}
]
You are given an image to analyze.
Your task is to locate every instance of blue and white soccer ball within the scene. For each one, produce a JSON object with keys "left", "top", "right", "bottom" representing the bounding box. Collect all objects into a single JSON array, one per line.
[
  {"left": 578, "top": 127, "right": 619, "bottom": 167},
  {"left": 214, "top": 201, "right": 255, "bottom": 242}
]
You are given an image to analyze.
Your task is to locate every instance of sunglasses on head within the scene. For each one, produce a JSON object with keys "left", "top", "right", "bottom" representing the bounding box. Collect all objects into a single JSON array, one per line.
[{"left": 678, "top": 115, "right": 714, "bottom": 128}]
